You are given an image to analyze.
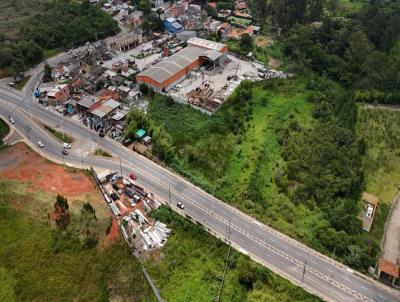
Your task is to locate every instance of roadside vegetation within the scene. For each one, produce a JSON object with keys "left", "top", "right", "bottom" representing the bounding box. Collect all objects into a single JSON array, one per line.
[
  {"left": 0, "top": 0, "right": 118, "bottom": 76},
  {"left": 13, "top": 75, "right": 30, "bottom": 90},
  {"left": 44, "top": 124, "right": 74, "bottom": 144},
  {"left": 0, "top": 118, "right": 10, "bottom": 144},
  {"left": 147, "top": 206, "right": 321, "bottom": 302},
  {"left": 94, "top": 148, "right": 112, "bottom": 157}
]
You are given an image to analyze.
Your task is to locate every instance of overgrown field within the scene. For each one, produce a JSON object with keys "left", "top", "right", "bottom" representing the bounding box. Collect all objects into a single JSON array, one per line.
[
  {"left": 357, "top": 106, "right": 400, "bottom": 204},
  {"left": 0, "top": 0, "right": 45, "bottom": 37},
  {"left": 0, "top": 165, "right": 155, "bottom": 301},
  {"left": 356, "top": 106, "right": 400, "bottom": 246},
  {"left": 146, "top": 206, "right": 321, "bottom": 302},
  {"left": 146, "top": 80, "right": 315, "bottom": 232},
  {"left": 130, "top": 78, "right": 382, "bottom": 271}
]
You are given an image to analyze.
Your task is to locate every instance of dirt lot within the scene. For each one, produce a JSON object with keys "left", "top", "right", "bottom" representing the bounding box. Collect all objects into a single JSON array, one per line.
[{"left": 0, "top": 143, "right": 110, "bottom": 219}]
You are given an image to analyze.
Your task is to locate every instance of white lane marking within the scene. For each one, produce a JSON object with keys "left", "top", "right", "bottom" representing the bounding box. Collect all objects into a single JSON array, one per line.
[
  {"left": 253, "top": 220, "right": 261, "bottom": 226},
  {"left": 378, "top": 294, "right": 387, "bottom": 300},
  {"left": 360, "top": 286, "right": 368, "bottom": 291}
]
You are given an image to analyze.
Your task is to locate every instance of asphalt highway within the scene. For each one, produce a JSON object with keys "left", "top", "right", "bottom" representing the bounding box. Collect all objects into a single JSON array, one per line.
[{"left": 0, "top": 86, "right": 399, "bottom": 302}]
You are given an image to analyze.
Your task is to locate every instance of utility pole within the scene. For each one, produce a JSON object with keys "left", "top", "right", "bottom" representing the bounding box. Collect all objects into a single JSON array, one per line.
[{"left": 301, "top": 260, "right": 307, "bottom": 284}]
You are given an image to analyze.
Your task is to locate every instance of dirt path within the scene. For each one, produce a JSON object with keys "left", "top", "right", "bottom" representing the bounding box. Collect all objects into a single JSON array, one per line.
[{"left": 381, "top": 193, "right": 400, "bottom": 263}]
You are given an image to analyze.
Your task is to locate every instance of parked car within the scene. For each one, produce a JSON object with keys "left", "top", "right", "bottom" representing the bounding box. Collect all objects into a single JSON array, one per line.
[
  {"left": 177, "top": 202, "right": 185, "bottom": 209},
  {"left": 37, "top": 141, "right": 44, "bottom": 148},
  {"left": 129, "top": 172, "right": 137, "bottom": 180},
  {"left": 62, "top": 149, "right": 68, "bottom": 156},
  {"left": 110, "top": 192, "right": 119, "bottom": 201},
  {"left": 63, "top": 143, "right": 71, "bottom": 149},
  {"left": 133, "top": 194, "right": 141, "bottom": 202},
  {"left": 9, "top": 117, "right": 15, "bottom": 124}
]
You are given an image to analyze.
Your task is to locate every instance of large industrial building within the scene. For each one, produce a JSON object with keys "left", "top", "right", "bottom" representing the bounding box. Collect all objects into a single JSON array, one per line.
[{"left": 136, "top": 38, "right": 228, "bottom": 92}]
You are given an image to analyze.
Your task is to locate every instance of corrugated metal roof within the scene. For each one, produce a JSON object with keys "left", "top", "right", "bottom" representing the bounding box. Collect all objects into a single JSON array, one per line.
[
  {"left": 202, "top": 49, "right": 222, "bottom": 61},
  {"left": 137, "top": 47, "right": 205, "bottom": 84},
  {"left": 187, "top": 37, "right": 226, "bottom": 52}
]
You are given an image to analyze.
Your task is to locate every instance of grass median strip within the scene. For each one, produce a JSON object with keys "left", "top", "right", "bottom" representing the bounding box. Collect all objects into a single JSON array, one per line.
[
  {"left": 94, "top": 149, "right": 112, "bottom": 157},
  {"left": 43, "top": 124, "right": 73, "bottom": 144}
]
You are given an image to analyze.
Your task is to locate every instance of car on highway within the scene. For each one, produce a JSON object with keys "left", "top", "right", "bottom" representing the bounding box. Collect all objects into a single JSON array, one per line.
[
  {"left": 63, "top": 143, "right": 71, "bottom": 149},
  {"left": 129, "top": 172, "right": 137, "bottom": 180},
  {"left": 62, "top": 149, "right": 68, "bottom": 156},
  {"left": 9, "top": 117, "right": 15, "bottom": 124},
  {"left": 177, "top": 202, "right": 185, "bottom": 209},
  {"left": 37, "top": 141, "right": 44, "bottom": 148}
]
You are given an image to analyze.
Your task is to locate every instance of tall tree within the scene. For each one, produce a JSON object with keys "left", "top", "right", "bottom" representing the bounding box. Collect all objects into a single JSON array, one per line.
[
  {"left": 53, "top": 194, "right": 69, "bottom": 229},
  {"left": 80, "top": 202, "right": 98, "bottom": 244}
]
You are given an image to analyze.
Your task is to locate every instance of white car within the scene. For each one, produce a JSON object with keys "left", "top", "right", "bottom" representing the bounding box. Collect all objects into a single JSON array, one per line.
[
  {"left": 63, "top": 143, "right": 71, "bottom": 149},
  {"left": 37, "top": 141, "right": 44, "bottom": 148},
  {"left": 177, "top": 202, "right": 185, "bottom": 209},
  {"left": 9, "top": 117, "right": 15, "bottom": 124}
]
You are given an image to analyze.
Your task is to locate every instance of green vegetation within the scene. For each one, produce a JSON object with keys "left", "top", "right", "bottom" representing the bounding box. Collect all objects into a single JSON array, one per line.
[
  {"left": 44, "top": 125, "right": 74, "bottom": 144},
  {"left": 147, "top": 206, "right": 321, "bottom": 302},
  {"left": 227, "top": 16, "right": 253, "bottom": 27},
  {"left": 0, "top": 0, "right": 45, "bottom": 37},
  {"left": 132, "top": 0, "right": 399, "bottom": 275},
  {"left": 357, "top": 106, "right": 400, "bottom": 203},
  {"left": 94, "top": 149, "right": 112, "bottom": 157},
  {"left": 0, "top": 0, "right": 118, "bottom": 75},
  {"left": 0, "top": 179, "right": 155, "bottom": 302},
  {"left": 0, "top": 118, "right": 10, "bottom": 143},
  {"left": 14, "top": 75, "right": 30, "bottom": 90}
]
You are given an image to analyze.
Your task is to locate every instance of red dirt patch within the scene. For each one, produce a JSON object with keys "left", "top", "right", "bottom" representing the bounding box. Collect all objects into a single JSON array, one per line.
[
  {"left": 0, "top": 143, "right": 97, "bottom": 198},
  {"left": 107, "top": 217, "right": 120, "bottom": 242}
]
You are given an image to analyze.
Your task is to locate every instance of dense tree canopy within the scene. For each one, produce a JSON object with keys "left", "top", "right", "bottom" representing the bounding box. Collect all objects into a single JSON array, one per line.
[{"left": 0, "top": 0, "right": 118, "bottom": 75}]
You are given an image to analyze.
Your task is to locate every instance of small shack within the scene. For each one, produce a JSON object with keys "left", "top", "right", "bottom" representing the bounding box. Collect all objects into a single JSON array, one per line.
[{"left": 360, "top": 192, "right": 379, "bottom": 232}]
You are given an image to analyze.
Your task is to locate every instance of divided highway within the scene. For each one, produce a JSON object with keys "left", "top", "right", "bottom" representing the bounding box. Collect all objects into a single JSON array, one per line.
[{"left": 0, "top": 86, "right": 399, "bottom": 302}]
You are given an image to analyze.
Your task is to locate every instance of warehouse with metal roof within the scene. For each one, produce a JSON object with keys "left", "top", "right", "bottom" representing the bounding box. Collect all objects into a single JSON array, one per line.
[{"left": 136, "top": 40, "right": 228, "bottom": 92}]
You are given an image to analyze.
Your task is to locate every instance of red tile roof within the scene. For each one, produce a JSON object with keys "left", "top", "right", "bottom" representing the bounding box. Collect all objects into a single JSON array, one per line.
[{"left": 380, "top": 258, "right": 399, "bottom": 278}]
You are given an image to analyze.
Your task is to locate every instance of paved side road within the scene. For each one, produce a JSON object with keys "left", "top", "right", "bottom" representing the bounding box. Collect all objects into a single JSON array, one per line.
[{"left": 0, "top": 89, "right": 399, "bottom": 302}]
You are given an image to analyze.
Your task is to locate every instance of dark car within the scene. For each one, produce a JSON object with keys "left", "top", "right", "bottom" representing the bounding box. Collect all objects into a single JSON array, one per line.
[
  {"left": 110, "top": 193, "right": 119, "bottom": 201},
  {"left": 177, "top": 202, "right": 185, "bottom": 209},
  {"left": 62, "top": 149, "right": 68, "bottom": 156}
]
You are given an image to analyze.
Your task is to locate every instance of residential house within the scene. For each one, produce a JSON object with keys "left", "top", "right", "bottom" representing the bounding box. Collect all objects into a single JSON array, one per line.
[{"left": 47, "top": 84, "right": 70, "bottom": 106}]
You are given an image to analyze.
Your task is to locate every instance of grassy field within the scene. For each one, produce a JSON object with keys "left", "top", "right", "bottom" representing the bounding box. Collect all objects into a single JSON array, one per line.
[
  {"left": 0, "top": 175, "right": 155, "bottom": 302},
  {"left": 356, "top": 106, "right": 400, "bottom": 204},
  {"left": 356, "top": 106, "right": 400, "bottom": 246},
  {"left": 146, "top": 206, "right": 321, "bottom": 302},
  {"left": 0, "top": 0, "right": 46, "bottom": 37},
  {"left": 44, "top": 125, "right": 74, "bottom": 144}
]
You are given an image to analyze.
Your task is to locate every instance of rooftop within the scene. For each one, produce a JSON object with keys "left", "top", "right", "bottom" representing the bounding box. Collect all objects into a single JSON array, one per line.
[
  {"left": 187, "top": 37, "right": 226, "bottom": 52},
  {"left": 362, "top": 192, "right": 379, "bottom": 206},
  {"left": 380, "top": 258, "right": 399, "bottom": 278},
  {"left": 137, "top": 46, "right": 205, "bottom": 83}
]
